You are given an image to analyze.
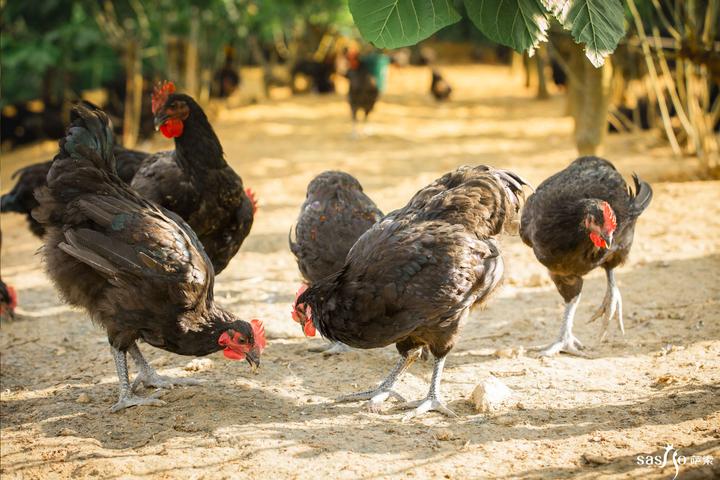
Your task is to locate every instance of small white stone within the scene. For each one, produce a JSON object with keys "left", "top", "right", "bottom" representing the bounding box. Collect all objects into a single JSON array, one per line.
[
  {"left": 470, "top": 376, "right": 514, "bottom": 413},
  {"left": 76, "top": 393, "right": 91, "bottom": 404}
]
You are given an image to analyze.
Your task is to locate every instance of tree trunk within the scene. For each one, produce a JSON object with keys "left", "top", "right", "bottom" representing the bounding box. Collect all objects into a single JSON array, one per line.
[
  {"left": 523, "top": 52, "right": 534, "bottom": 88},
  {"left": 535, "top": 45, "right": 550, "bottom": 99},
  {"left": 510, "top": 51, "right": 524, "bottom": 77},
  {"left": 122, "top": 40, "right": 143, "bottom": 149},
  {"left": 568, "top": 43, "right": 614, "bottom": 156},
  {"left": 166, "top": 36, "right": 182, "bottom": 84},
  {"left": 184, "top": 7, "right": 200, "bottom": 98},
  {"left": 199, "top": 68, "right": 212, "bottom": 106}
]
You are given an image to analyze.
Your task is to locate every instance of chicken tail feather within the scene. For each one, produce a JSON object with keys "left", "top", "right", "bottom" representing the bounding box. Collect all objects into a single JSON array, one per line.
[
  {"left": 32, "top": 102, "right": 126, "bottom": 230},
  {"left": 629, "top": 173, "right": 653, "bottom": 217}
]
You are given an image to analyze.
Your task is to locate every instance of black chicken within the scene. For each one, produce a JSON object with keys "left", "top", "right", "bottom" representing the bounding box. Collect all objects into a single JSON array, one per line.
[
  {"left": 33, "top": 103, "right": 266, "bottom": 412},
  {"left": 293, "top": 165, "right": 529, "bottom": 418},
  {"left": 130, "top": 81, "right": 256, "bottom": 274},
  {"left": 289, "top": 171, "right": 383, "bottom": 354},
  {"left": 520, "top": 157, "right": 653, "bottom": 356},
  {"left": 430, "top": 69, "right": 452, "bottom": 101},
  {"left": 0, "top": 230, "right": 18, "bottom": 321},
  {"left": 0, "top": 280, "right": 17, "bottom": 321},
  {"left": 347, "top": 64, "right": 379, "bottom": 137},
  {"left": 1, "top": 146, "right": 149, "bottom": 238}
]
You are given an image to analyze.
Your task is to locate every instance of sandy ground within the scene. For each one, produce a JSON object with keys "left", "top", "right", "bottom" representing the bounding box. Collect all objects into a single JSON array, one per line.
[{"left": 1, "top": 65, "right": 719, "bottom": 479}]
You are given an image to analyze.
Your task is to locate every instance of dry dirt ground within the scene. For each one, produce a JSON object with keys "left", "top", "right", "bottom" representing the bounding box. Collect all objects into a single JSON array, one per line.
[{"left": 1, "top": 65, "right": 719, "bottom": 480}]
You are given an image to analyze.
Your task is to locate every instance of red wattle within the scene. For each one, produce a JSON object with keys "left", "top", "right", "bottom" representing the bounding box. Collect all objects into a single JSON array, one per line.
[
  {"left": 160, "top": 118, "right": 184, "bottom": 138},
  {"left": 589, "top": 232, "right": 607, "bottom": 249},
  {"left": 223, "top": 347, "right": 246, "bottom": 360},
  {"left": 303, "top": 320, "right": 316, "bottom": 337}
]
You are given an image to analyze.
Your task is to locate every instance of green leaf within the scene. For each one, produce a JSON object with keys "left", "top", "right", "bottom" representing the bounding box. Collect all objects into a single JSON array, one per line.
[
  {"left": 349, "top": 0, "right": 461, "bottom": 49},
  {"left": 556, "top": 0, "right": 625, "bottom": 67},
  {"left": 541, "top": 0, "right": 570, "bottom": 19},
  {"left": 464, "top": 0, "right": 550, "bottom": 54}
]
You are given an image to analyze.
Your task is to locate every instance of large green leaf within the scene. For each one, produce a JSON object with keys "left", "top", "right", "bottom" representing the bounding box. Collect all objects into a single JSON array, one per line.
[
  {"left": 464, "top": 0, "right": 550, "bottom": 54},
  {"left": 555, "top": 0, "right": 625, "bottom": 67},
  {"left": 348, "top": 0, "right": 461, "bottom": 49}
]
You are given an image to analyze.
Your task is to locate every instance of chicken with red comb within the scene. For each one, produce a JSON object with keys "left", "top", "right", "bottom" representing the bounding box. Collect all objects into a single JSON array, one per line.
[
  {"left": 131, "top": 81, "right": 255, "bottom": 274},
  {"left": 293, "top": 165, "right": 530, "bottom": 419},
  {"left": 0, "top": 280, "right": 17, "bottom": 321},
  {"left": 0, "top": 230, "right": 18, "bottom": 321},
  {"left": 520, "top": 156, "right": 653, "bottom": 356},
  {"left": 33, "top": 103, "right": 266, "bottom": 412},
  {"left": 289, "top": 171, "right": 383, "bottom": 354}
]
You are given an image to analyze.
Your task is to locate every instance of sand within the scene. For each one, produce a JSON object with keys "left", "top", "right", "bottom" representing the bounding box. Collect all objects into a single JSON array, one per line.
[{"left": 1, "top": 65, "right": 718, "bottom": 479}]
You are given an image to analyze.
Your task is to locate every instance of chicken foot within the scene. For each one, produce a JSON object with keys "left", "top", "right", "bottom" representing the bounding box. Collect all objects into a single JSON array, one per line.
[
  {"left": 400, "top": 355, "right": 457, "bottom": 420},
  {"left": 128, "top": 343, "right": 203, "bottom": 391},
  {"left": 336, "top": 349, "right": 421, "bottom": 412},
  {"left": 589, "top": 269, "right": 624, "bottom": 341},
  {"left": 110, "top": 346, "right": 166, "bottom": 413},
  {"left": 307, "top": 341, "right": 352, "bottom": 355},
  {"left": 539, "top": 294, "right": 586, "bottom": 357}
]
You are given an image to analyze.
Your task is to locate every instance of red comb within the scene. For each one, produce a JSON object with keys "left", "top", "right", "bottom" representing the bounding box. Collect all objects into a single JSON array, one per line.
[
  {"left": 602, "top": 202, "right": 617, "bottom": 231},
  {"left": 291, "top": 284, "right": 308, "bottom": 323},
  {"left": 152, "top": 80, "right": 176, "bottom": 114},
  {"left": 251, "top": 319, "right": 266, "bottom": 351},
  {"left": 246, "top": 188, "right": 258, "bottom": 215}
]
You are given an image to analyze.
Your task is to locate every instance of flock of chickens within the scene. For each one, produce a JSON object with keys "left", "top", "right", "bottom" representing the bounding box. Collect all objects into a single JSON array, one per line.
[{"left": 1, "top": 76, "right": 652, "bottom": 419}]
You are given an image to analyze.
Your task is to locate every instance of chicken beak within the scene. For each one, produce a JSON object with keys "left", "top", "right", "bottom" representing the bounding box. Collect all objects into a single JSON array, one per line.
[
  {"left": 602, "top": 233, "right": 613, "bottom": 248},
  {"left": 154, "top": 113, "right": 169, "bottom": 131},
  {"left": 245, "top": 351, "right": 260, "bottom": 373}
]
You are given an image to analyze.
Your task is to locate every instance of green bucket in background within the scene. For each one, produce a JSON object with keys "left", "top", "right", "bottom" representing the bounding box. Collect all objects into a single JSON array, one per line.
[{"left": 360, "top": 53, "right": 390, "bottom": 93}]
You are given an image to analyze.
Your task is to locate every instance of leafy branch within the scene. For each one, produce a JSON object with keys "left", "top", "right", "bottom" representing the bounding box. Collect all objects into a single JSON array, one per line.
[{"left": 349, "top": 0, "right": 627, "bottom": 66}]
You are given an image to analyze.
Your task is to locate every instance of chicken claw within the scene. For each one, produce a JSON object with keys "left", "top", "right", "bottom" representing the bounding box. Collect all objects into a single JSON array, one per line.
[
  {"left": 128, "top": 343, "right": 202, "bottom": 392},
  {"left": 336, "top": 388, "right": 407, "bottom": 413},
  {"left": 131, "top": 372, "right": 203, "bottom": 392},
  {"left": 538, "top": 334, "right": 586, "bottom": 357},
  {"left": 111, "top": 391, "right": 166, "bottom": 413},
  {"left": 400, "top": 355, "right": 457, "bottom": 420},
  {"left": 588, "top": 269, "right": 624, "bottom": 341},
  {"left": 401, "top": 397, "right": 457, "bottom": 421},
  {"left": 335, "top": 351, "right": 421, "bottom": 412},
  {"left": 111, "top": 346, "right": 167, "bottom": 412},
  {"left": 535, "top": 293, "right": 588, "bottom": 357}
]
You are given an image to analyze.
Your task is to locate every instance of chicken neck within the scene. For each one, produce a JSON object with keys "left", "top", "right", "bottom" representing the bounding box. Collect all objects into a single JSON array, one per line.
[{"left": 173, "top": 109, "right": 227, "bottom": 175}]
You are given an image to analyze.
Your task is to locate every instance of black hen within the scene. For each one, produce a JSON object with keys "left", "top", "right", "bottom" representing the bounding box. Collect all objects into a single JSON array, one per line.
[
  {"left": 293, "top": 165, "right": 529, "bottom": 418},
  {"left": 290, "top": 171, "right": 383, "bottom": 354},
  {"left": 347, "top": 64, "right": 379, "bottom": 137},
  {"left": 130, "top": 82, "right": 256, "bottom": 274},
  {"left": 520, "top": 156, "right": 653, "bottom": 356},
  {"left": 0, "top": 280, "right": 17, "bottom": 321},
  {"left": 0, "top": 230, "right": 18, "bottom": 321},
  {"left": 1, "top": 146, "right": 148, "bottom": 238},
  {"left": 33, "top": 103, "right": 266, "bottom": 412},
  {"left": 430, "top": 69, "right": 452, "bottom": 101}
]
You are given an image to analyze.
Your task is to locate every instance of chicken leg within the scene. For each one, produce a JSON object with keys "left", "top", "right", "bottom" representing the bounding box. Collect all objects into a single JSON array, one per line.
[
  {"left": 336, "top": 349, "right": 421, "bottom": 412},
  {"left": 350, "top": 110, "right": 359, "bottom": 139},
  {"left": 589, "top": 269, "right": 624, "bottom": 341},
  {"left": 110, "top": 346, "right": 165, "bottom": 413},
  {"left": 128, "top": 343, "right": 203, "bottom": 391},
  {"left": 401, "top": 355, "right": 457, "bottom": 420},
  {"left": 539, "top": 293, "right": 586, "bottom": 357}
]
